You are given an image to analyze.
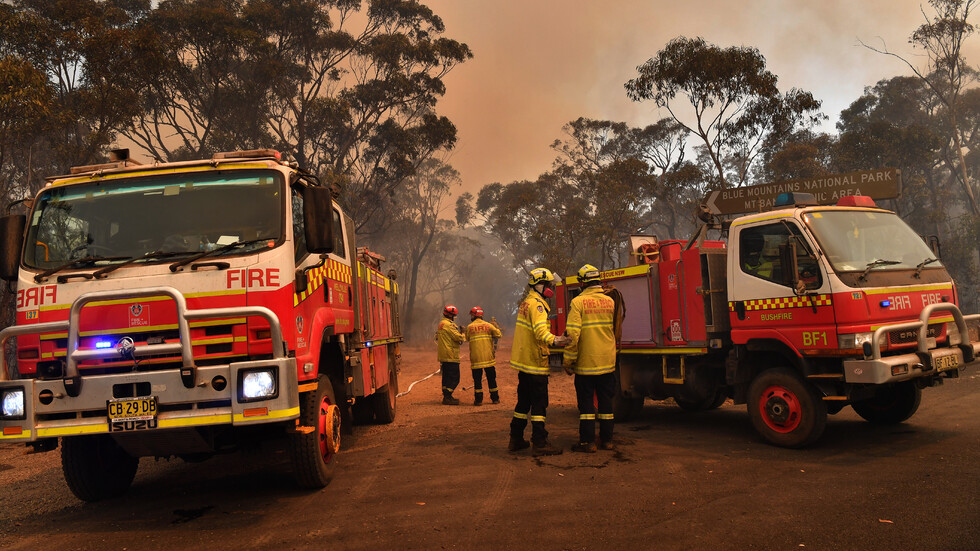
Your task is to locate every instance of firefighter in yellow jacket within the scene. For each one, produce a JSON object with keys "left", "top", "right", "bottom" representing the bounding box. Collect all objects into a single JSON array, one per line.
[
  {"left": 509, "top": 268, "right": 569, "bottom": 456},
  {"left": 436, "top": 305, "right": 466, "bottom": 405},
  {"left": 466, "top": 306, "right": 503, "bottom": 405},
  {"left": 564, "top": 264, "right": 618, "bottom": 452}
]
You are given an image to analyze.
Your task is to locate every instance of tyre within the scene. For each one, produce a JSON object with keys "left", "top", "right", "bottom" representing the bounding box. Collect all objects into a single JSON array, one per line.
[
  {"left": 675, "top": 389, "right": 727, "bottom": 412},
  {"left": 747, "top": 368, "right": 827, "bottom": 448},
  {"left": 852, "top": 381, "right": 921, "bottom": 424},
  {"left": 61, "top": 435, "right": 139, "bottom": 502},
  {"left": 289, "top": 375, "right": 340, "bottom": 488},
  {"left": 613, "top": 392, "right": 643, "bottom": 420},
  {"left": 373, "top": 355, "right": 398, "bottom": 424},
  {"left": 612, "top": 367, "right": 643, "bottom": 420}
]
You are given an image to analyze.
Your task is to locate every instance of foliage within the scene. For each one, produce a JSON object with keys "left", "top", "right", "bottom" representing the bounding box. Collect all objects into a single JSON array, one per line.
[
  {"left": 625, "top": 36, "right": 824, "bottom": 189},
  {"left": 472, "top": 117, "right": 700, "bottom": 274}
]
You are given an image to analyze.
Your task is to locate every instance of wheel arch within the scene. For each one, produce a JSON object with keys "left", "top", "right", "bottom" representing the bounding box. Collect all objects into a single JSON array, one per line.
[{"left": 731, "top": 339, "right": 812, "bottom": 403}]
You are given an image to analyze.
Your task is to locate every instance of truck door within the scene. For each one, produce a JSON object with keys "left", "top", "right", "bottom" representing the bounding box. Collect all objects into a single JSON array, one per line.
[{"left": 728, "top": 220, "right": 836, "bottom": 352}]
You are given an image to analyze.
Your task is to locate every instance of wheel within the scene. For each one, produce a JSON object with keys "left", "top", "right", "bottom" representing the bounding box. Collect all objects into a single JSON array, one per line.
[
  {"left": 675, "top": 389, "right": 727, "bottom": 412},
  {"left": 612, "top": 367, "right": 643, "bottom": 420},
  {"left": 61, "top": 435, "right": 139, "bottom": 502},
  {"left": 747, "top": 368, "right": 827, "bottom": 448},
  {"left": 372, "top": 356, "right": 398, "bottom": 424},
  {"left": 852, "top": 381, "right": 921, "bottom": 424},
  {"left": 289, "top": 375, "right": 340, "bottom": 488},
  {"left": 613, "top": 392, "right": 643, "bottom": 420}
]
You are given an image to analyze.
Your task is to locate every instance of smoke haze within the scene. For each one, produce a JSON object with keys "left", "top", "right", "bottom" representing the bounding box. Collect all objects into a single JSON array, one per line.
[{"left": 426, "top": 0, "right": 980, "bottom": 194}]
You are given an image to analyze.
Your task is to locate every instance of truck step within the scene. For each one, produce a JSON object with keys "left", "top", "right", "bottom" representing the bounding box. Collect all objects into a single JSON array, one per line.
[
  {"left": 821, "top": 396, "right": 848, "bottom": 401},
  {"left": 807, "top": 373, "right": 844, "bottom": 380}
]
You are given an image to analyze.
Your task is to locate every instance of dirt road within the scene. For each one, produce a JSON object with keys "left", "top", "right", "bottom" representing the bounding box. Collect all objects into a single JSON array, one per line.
[{"left": 2, "top": 339, "right": 979, "bottom": 550}]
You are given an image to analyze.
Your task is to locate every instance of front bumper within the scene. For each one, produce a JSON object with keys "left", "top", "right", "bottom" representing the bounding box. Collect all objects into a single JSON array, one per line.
[
  {"left": 0, "top": 359, "right": 299, "bottom": 443},
  {"left": 0, "top": 285, "right": 298, "bottom": 444},
  {"left": 843, "top": 303, "right": 980, "bottom": 384}
]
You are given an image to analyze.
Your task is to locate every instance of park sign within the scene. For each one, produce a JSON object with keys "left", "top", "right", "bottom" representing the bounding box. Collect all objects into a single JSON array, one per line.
[{"left": 703, "top": 168, "right": 902, "bottom": 215}]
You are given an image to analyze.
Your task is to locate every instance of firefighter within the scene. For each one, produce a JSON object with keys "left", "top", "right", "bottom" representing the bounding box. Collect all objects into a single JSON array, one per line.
[
  {"left": 436, "top": 305, "right": 466, "bottom": 405},
  {"left": 564, "top": 264, "right": 618, "bottom": 452},
  {"left": 509, "top": 268, "right": 570, "bottom": 456},
  {"left": 742, "top": 233, "right": 775, "bottom": 279},
  {"left": 466, "top": 306, "right": 503, "bottom": 405}
]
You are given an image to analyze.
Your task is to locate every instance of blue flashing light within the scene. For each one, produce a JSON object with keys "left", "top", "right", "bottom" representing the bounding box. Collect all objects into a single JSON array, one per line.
[
  {"left": 365, "top": 341, "right": 372, "bottom": 348},
  {"left": 95, "top": 341, "right": 113, "bottom": 349},
  {"left": 774, "top": 192, "right": 818, "bottom": 208},
  {"left": 880, "top": 300, "right": 891, "bottom": 308}
]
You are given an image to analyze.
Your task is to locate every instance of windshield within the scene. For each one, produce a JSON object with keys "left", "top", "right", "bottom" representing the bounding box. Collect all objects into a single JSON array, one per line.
[
  {"left": 25, "top": 170, "right": 284, "bottom": 269},
  {"left": 802, "top": 210, "right": 938, "bottom": 273}
]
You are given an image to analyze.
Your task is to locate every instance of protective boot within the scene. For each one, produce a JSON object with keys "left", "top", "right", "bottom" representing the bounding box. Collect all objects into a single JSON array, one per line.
[
  {"left": 508, "top": 436, "right": 530, "bottom": 452},
  {"left": 442, "top": 395, "right": 460, "bottom": 405},
  {"left": 490, "top": 392, "right": 500, "bottom": 404},
  {"left": 474, "top": 392, "right": 483, "bottom": 406},
  {"left": 571, "top": 442, "right": 597, "bottom": 453},
  {"left": 597, "top": 440, "right": 616, "bottom": 451},
  {"left": 531, "top": 440, "right": 563, "bottom": 456}
]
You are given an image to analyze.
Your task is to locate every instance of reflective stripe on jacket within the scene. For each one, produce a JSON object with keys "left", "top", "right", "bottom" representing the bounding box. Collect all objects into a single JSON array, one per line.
[
  {"left": 510, "top": 291, "right": 558, "bottom": 375},
  {"left": 467, "top": 319, "right": 503, "bottom": 369},
  {"left": 436, "top": 318, "right": 465, "bottom": 363},
  {"left": 563, "top": 286, "right": 616, "bottom": 375}
]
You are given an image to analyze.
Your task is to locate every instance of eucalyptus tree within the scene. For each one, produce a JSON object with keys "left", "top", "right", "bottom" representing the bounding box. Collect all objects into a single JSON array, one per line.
[{"left": 625, "top": 36, "right": 823, "bottom": 189}]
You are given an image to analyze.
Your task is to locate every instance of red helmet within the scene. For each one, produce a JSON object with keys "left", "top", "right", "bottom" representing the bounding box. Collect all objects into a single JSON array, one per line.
[
  {"left": 470, "top": 306, "right": 484, "bottom": 318},
  {"left": 443, "top": 305, "right": 458, "bottom": 317}
]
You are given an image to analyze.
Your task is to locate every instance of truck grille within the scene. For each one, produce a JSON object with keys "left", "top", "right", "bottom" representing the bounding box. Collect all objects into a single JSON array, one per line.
[
  {"left": 887, "top": 323, "right": 945, "bottom": 346},
  {"left": 41, "top": 322, "right": 245, "bottom": 374}
]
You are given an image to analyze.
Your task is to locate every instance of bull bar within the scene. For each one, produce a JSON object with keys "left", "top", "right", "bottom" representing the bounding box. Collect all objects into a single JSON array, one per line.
[
  {"left": 0, "top": 286, "right": 299, "bottom": 443},
  {"left": 842, "top": 302, "right": 980, "bottom": 384}
]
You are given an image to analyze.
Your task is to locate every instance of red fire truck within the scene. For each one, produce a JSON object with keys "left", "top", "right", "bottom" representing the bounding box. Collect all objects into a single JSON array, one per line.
[
  {"left": 552, "top": 192, "right": 980, "bottom": 447},
  {"left": 0, "top": 149, "right": 401, "bottom": 500}
]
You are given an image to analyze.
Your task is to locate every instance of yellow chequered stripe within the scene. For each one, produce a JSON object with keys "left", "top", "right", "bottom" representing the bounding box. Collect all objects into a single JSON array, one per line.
[
  {"left": 294, "top": 259, "right": 352, "bottom": 306},
  {"left": 729, "top": 294, "right": 832, "bottom": 311}
]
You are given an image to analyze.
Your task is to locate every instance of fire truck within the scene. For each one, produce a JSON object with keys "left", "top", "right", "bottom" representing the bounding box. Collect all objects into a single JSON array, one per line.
[
  {"left": 552, "top": 192, "right": 980, "bottom": 447},
  {"left": 0, "top": 149, "right": 402, "bottom": 500}
]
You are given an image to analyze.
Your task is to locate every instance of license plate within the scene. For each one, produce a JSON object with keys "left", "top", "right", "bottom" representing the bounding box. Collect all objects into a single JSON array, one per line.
[
  {"left": 107, "top": 396, "right": 157, "bottom": 422},
  {"left": 935, "top": 353, "right": 959, "bottom": 372}
]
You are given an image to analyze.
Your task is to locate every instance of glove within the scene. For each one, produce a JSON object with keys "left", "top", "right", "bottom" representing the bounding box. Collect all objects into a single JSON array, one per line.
[{"left": 563, "top": 364, "right": 574, "bottom": 376}]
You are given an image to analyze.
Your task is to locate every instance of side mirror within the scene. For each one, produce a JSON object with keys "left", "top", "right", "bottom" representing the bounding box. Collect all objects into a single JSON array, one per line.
[
  {"left": 0, "top": 214, "right": 26, "bottom": 281},
  {"left": 926, "top": 235, "right": 941, "bottom": 259},
  {"left": 303, "top": 186, "right": 334, "bottom": 254},
  {"left": 779, "top": 240, "right": 800, "bottom": 291}
]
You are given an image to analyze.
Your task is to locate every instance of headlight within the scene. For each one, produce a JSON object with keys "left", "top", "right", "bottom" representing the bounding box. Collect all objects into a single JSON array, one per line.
[
  {"left": 239, "top": 369, "right": 277, "bottom": 402},
  {"left": 1, "top": 388, "right": 25, "bottom": 418},
  {"left": 838, "top": 332, "right": 875, "bottom": 350}
]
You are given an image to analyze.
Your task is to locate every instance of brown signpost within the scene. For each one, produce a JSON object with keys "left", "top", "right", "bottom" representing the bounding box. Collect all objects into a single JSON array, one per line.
[{"left": 703, "top": 168, "right": 902, "bottom": 215}]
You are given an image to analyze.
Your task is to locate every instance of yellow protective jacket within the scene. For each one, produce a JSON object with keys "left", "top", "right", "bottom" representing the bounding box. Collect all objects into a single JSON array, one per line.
[
  {"left": 563, "top": 285, "right": 616, "bottom": 375},
  {"left": 466, "top": 319, "right": 503, "bottom": 369},
  {"left": 510, "top": 290, "right": 559, "bottom": 375},
  {"left": 436, "top": 318, "right": 466, "bottom": 363}
]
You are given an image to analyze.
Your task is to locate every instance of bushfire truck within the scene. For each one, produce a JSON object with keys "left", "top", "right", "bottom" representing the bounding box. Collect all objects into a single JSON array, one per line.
[
  {"left": 552, "top": 192, "right": 980, "bottom": 447},
  {"left": 0, "top": 149, "right": 401, "bottom": 500}
]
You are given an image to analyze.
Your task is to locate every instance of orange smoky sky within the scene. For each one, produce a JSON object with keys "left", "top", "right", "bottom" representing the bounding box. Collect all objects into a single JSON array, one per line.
[{"left": 424, "top": 0, "right": 980, "bottom": 197}]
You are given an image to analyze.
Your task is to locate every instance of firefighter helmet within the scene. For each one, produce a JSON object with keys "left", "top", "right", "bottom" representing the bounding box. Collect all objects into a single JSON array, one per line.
[
  {"left": 470, "top": 306, "right": 484, "bottom": 318},
  {"left": 443, "top": 305, "right": 458, "bottom": 317},
  {"left": 528, "top": 267, "right": 555, "bottom": 286},
  {"left": 577, "top": 264, "right": 601, "bottom": 284}
]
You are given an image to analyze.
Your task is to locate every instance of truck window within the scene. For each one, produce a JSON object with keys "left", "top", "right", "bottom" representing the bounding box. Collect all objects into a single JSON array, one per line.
[
  {"left": 25, "top": 171, "right": 284, "bottom": 269},
  {"left": 739, "top": 222, "right": 821, "bottom": 290}
]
